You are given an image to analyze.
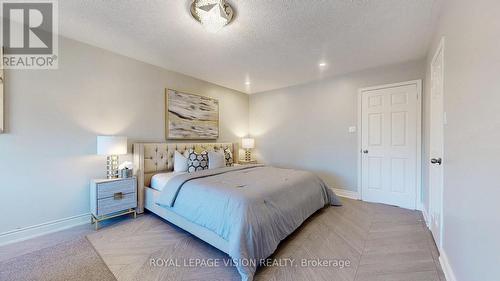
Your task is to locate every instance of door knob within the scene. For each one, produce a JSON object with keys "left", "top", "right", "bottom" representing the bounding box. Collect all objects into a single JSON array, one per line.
[
  {"left": 362, "top": 150, "right": 369, "bottom": 154},
  {"left": 430, "top": 158, "right": 442, "bottom": 165}
]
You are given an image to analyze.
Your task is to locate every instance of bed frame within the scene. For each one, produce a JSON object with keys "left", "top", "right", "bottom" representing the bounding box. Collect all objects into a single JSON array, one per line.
[
  {"left": 132, "top": 142, "right": 239, "bottom": 213},
  {"left": 132, "top": 142, "right": 239, "bottom": 253}
]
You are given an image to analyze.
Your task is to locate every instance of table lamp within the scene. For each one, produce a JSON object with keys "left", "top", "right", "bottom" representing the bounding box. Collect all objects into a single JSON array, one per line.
[
  {"left": 97, "top": 136, "right": 127, "bottom": 179},
  {"left": 242, "top": 137, "right": 255, "bottom": 162}
]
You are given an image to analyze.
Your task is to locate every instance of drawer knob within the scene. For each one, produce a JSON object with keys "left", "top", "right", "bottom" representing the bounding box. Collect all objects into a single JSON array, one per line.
[{"left": 113, "top": 192, "right": 124, "bottom": 200}]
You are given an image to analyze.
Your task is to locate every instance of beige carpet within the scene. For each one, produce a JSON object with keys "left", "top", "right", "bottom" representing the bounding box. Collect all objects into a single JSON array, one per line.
[
  {"left": 0, "top": 237, "right": 116, "bottom": 281},
  {"left": 87, "top": 198, "right": 446, "bottom": 281}
]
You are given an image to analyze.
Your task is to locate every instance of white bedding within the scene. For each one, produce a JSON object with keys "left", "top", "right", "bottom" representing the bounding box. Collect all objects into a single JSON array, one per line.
[{"left": 150, "top": 172, "right": 186, "bottom": 191}]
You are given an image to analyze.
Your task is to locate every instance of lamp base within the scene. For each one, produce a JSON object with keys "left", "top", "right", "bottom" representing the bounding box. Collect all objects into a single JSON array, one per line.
[
  {"left": 106, "top": 155, "right": 119, "bottom": 179},
  {"left": 244, "top": 150, "right": 252, "bottom": 162}
]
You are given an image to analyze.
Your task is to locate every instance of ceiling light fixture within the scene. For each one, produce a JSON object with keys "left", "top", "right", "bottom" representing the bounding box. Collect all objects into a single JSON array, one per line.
[
  {"left": 319, "top": 62, "right": 327, "bottom": 67},
  {"left": 245, "top": 81, "right": 251, "bottom": 85},
  {"left": 191, "top": 0, "right": 234, "bottom": 33}
]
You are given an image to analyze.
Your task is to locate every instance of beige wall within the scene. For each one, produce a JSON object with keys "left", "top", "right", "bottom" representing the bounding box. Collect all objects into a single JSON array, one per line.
[
  {"left": 249, "top": 60, "right": 425, "bottom": 192},
  {"left": 424, "top": 0, "right": 500, "bottom": 279},
  {"left": 0, "top": 36, "right": 249, "bottom": 235}
]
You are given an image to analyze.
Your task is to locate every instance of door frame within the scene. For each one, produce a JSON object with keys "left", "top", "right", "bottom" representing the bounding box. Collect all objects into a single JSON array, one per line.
[
  {"left": 429, "top": 37, "right": 445, "bottom": 248},
  {"left": 357, "top": 80, "right": 423, "bottom": 210}
]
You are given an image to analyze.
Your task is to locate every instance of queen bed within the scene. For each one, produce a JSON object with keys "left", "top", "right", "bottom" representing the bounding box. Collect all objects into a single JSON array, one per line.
[{"left": 133, "top": 142, "right": 341, "bottom": 281}]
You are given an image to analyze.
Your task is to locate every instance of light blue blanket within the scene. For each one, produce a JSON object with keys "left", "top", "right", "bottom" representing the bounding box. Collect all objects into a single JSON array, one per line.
[{"left": 156, "top": 165, "right": 341, "bottom": 281}]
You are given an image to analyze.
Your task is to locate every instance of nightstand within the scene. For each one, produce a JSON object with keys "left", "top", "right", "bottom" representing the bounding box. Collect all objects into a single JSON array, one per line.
[
  {"left": 239, "top": 160, "right": 258, "bottom": 165},
  {"left": 90, "top": 177, "right": 137, "bottom": 230}
]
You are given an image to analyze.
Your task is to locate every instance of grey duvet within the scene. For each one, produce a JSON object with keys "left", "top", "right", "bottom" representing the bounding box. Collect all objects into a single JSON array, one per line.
[{"left": 156, "top": 165, "right": 341, "bottom": 281}]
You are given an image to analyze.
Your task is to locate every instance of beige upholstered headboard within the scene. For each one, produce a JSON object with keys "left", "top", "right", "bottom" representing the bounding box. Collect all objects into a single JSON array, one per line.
[{"left": 133, "top": 142, "right": 239, "bottom": 213}]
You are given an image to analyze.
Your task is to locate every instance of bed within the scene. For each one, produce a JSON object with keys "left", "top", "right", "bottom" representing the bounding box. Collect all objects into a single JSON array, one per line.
[{"left": 133, "top": 142, "right": 340, "bottom": 281}]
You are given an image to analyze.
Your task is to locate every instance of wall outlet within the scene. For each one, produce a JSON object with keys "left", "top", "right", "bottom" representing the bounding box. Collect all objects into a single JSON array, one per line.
[{"left": 348, "top": 126, "right": 357, "bottom": 133}]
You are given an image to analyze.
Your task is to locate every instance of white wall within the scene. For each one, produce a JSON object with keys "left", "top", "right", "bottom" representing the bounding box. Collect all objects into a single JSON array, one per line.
[
  {"left": 0, "top": 36, "right": 249, "bottom": 237},
  {"left": 249, "top": 60, "right": 425, "bottom": 192},
  {"left": 424, "top": 0, "right": 500, "bottom": 280}
]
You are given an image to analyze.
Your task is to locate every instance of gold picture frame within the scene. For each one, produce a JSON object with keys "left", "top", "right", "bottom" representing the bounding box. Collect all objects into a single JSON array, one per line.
[{"left": 165, "top": 88, "right": 219, "bottom": 140}]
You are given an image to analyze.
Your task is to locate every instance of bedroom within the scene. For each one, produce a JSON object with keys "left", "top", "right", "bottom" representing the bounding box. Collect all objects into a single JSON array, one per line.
[{"left": 0, "top": 1, "right": 499, "bottom": 281}]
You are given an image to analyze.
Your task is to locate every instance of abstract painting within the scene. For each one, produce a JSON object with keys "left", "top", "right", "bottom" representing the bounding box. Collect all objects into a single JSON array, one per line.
[{"left": 165, "top": 89, "right": 219, "bottom": 139}]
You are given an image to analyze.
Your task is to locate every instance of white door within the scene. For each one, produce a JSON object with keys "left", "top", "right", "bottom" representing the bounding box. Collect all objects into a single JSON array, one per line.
[
  {"left": 429, "top": 39, "right": 445, "bottom": 248},
  {"left": 360, "top": 82, "right": 421, "bottom": 209}
]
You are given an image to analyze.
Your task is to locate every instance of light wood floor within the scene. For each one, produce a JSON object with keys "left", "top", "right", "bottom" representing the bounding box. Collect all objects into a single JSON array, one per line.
[{"left": 85, "top": 198, "right": 446, "bottom": 281}]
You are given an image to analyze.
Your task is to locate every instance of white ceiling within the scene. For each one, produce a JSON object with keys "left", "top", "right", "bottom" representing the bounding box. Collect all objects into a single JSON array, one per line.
[{"left": 59, "top": 0, "right": 442, "bottom": 94}]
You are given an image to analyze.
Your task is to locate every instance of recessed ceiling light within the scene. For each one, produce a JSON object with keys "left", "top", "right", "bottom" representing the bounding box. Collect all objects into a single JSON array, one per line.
[
  {"left": 319, "top": 62, "right": 327, "bottom": 67},
  {"left": 191, "top": 0, "right": 234, "bottom": 33},
  {"left": 245, "top": 81, "right": 251, "bottom": 85}
]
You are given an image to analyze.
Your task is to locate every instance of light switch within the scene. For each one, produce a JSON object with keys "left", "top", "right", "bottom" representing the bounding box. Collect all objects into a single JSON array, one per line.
[{"left": 348, "top": 126, "right": 357, "bottom": 133}]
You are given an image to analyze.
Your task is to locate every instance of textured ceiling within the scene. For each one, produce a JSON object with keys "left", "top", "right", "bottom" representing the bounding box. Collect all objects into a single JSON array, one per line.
[{"left": 59, "top": 0, "right": 442, "bottom": 94}]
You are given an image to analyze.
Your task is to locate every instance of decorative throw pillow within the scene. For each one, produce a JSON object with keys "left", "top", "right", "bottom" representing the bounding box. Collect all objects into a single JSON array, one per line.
[
  {"left": 208, "top": 151, "right": 225, "bottom": 169},
  {"left": 173, "top": 150, "right": 188, "bottom": 172},
  {"left": 187, "top": 149, "right": 209, "bottom": 173},
  {"left": 224, "top": 148, "right": 233, "bottom": 167}
]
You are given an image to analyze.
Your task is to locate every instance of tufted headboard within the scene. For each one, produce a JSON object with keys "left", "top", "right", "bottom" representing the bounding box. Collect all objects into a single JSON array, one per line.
[{"left": 133, "top": 142, "right": 239, "bottom": 213}]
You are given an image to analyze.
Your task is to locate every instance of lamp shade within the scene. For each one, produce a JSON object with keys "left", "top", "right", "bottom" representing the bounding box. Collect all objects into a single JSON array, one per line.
[
  {"left": 242, "top": 138, "right": 255, "bottom": 149},
  {"left": 97, "top": 136, "right": 127, "bottom": 155}
]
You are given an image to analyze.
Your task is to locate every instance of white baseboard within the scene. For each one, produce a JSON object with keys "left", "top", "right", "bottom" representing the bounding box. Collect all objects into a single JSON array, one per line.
[
  {"left": 439, "top": 249, "right": 458, "bottom": 281},
  {"left": 331, "top": 188, "right": 360, "bottom": 200},
  {"left": 421, "top": 207, "right": 430, "bottom": 228},
  {"left": 422, "top": 207, "right": 455, "bottom": 281},
  {"left": 0, "top": 213, "right": 90, "bottom": 247}
]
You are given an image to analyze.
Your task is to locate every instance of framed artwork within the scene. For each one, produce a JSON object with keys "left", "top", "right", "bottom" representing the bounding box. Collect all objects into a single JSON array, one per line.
[{"left": 165, "top": 89, "right": 219, "bottom": 139}]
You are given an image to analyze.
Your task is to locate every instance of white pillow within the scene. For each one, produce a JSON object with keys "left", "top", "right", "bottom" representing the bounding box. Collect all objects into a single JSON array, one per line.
[
  {"left": 208, "top": 151, "right": 225, "bottom": 169},
  {"left": 174, "top": 150, "right": 188, "bottom": 172}
]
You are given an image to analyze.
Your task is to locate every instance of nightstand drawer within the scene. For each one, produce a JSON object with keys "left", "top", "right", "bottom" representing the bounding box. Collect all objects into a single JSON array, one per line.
[
  {"left": 97, "top": 192, "right": 137, "bottom": 216},
  {"left": 97, "top": 178, "right": 136, "bottom": 199}
]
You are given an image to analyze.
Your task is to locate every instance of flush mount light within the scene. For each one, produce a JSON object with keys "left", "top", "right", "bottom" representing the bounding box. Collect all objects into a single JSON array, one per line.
[{"left": 191, "top": 0, "right": 234, "bottom": 33}]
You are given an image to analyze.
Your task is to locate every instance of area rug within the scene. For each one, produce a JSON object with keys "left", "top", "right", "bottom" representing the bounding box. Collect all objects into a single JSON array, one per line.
[
  {"left": 0, "top": 237, "right": 116, "bottom": 281},
  {"left": 86, "top": 199, "right": 444, "bottom": 281},
  {"left": 86, "top": 204, "right": 363, "bottom": 281}
]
